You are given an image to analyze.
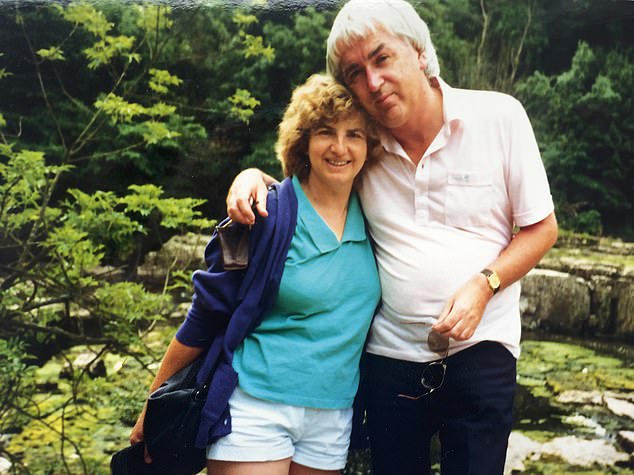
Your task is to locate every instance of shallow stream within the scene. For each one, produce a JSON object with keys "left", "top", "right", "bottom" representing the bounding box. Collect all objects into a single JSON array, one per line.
[{"left": 4, "top": 334, "right": 633, "bottom": 474}]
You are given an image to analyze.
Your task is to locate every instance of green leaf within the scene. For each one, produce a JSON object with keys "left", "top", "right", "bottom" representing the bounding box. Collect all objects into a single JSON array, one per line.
[
  {"left": 125, "top": 52, "right": 141, "bottom": 64},
  {"left": 122, "top": 184, "right": 164, "bottom": 216},
  {"left": 63, "top": 1, "right": 113, "bottom": 38},
  {"left": 37, "top": 47, "right": 65, "bottom": 61},
  {"left": 228, "top": 88, "right": 261, "bottom": 124},
  {"left": 145, "top": 102, "right": 177, "bottom": 118},
  {"left": 241, "top": 33, "right": 275, "bottom": 61},
  {"left": 94, "top": 93, "right": 146, "bottom": 124},
  {"left": 148, "top": 69, "right": 182, "bottom": 95},
  {"left": 140, "top": 120, "right": 181, "bottom": 145},
  {"left": 84, "top": 34, "right": 136, "bottom": 69},
  {"left": 44, "top": 225, "right": 104, "bottom": 281},
  {"left": 94, "top": 282, "right": 171, "bottom": 342},
  {"left": 233, "top": 11, "right": 258, "bottom": 28},
  {"left": 136, "top": 4, "right": 173, "bottom": 33}
]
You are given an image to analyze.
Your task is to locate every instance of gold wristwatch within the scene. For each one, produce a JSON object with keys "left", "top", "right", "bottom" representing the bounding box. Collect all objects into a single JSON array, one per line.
[{"left": 481, "top": 268, "right": 501, "bottom": 295}]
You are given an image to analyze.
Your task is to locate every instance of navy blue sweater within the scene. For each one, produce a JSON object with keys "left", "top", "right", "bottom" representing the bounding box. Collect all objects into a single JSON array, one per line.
[{"left": 175, "top": 178, "right": 297, "bottom": 448}]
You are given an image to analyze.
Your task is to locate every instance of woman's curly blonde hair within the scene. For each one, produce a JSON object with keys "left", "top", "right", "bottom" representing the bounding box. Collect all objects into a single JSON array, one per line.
[{"left": 275, "top": 73, "right": 381, "bottom": 182}]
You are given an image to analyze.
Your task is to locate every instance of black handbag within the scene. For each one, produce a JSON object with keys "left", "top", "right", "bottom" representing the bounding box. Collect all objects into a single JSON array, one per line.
[
  {"left": 142, "top": 355, "right": 209, "bottom": 475},
  {"left": 110, "top": 357, "right": 209, "bottom": 475}
]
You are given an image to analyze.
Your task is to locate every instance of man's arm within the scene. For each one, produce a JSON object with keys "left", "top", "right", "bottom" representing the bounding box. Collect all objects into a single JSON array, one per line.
[
  {"left": 226, "top": 168, "right": 279, "bottom": 225},
  {"left": 433, "top": 212, "right": 558, "bottom": 341}
]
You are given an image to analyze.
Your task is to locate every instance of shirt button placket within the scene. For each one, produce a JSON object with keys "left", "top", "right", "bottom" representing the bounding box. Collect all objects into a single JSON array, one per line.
[{"left": 415, "top": 158, "right": 429, "bottom": 225}]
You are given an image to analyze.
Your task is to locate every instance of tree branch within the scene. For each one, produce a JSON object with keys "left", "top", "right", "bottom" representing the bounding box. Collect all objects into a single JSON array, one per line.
[
  {"left": 476, "top": 0, "right": 489, "bottom": 84},
  {"left": 510, "top": 1, "right": 533, "bottom": 86}
]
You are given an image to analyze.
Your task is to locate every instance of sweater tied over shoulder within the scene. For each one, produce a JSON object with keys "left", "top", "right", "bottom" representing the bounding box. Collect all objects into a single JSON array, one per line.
[{"left": 175, "top": 177, "right": 297, "bottom": 448}]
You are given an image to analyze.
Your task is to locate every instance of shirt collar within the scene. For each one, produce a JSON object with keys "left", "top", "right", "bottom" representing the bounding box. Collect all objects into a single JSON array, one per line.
[{"left": 292, "top": 176, "right": 367, "bottom": 254}]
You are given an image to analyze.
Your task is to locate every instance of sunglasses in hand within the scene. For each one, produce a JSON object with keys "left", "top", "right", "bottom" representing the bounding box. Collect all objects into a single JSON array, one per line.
[{"left": 397, "top": 331, "right": 449, "bottom": 400}]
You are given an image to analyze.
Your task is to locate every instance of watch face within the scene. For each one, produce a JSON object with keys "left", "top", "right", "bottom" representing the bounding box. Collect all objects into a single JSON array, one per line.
[{"left": 489, "top": 273, "right": 500, "bottom": 288}]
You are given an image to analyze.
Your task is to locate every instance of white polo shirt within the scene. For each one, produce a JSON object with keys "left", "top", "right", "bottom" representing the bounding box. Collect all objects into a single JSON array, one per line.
[{"left": 359, "top": 78, "right": 554, "bottom": 362}]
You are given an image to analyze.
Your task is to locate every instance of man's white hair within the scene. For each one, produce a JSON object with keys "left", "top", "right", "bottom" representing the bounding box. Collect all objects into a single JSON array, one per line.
[{"left": 326, "top": 0, "right": 440, "bottom": 82}]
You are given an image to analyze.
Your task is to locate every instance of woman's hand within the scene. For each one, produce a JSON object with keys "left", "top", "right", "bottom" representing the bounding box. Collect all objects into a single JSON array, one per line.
[
  {"left": 129, "top": 404, "right": 152, "bottom": 463},
  {"left": 128, "top": 338, "right": 205, "bottom": 464}
]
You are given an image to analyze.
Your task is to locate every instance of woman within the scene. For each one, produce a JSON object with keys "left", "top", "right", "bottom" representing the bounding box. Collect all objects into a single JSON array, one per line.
[{"left": 130, "top": 74, "right": 381, "bottom": 474}]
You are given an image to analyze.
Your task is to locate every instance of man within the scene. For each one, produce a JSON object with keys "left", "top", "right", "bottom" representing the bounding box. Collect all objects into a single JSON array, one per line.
[{"left": 226, "top": 1, "right": 558, "bottom": 474}]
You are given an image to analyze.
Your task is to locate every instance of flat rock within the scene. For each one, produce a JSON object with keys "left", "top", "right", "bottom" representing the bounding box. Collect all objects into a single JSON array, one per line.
[
  {"left": 605, "top": 396, "right": 634, "bottom": 419},
  {"left": 504, "top": 432, "right": 541, "bottom": 474},
  {"left": 541, "top": 436, "right": 630, "bottom": 466},
  {"left": 556, "top": 390, "right": 603, "bottom": 405},
  {"left": 0, "top": 458, "right": 10, "bottom": 475},
  {"left": 505, "top": 432, "right": 631, "bottom": 470}
]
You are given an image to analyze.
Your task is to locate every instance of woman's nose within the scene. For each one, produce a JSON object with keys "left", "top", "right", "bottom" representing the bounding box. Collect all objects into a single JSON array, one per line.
[{"left": 330, "top": 136, "right": 346, "bottom": 155}]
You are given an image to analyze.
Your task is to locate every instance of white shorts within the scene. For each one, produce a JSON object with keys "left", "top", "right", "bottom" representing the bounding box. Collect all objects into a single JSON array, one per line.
[{"left": 207, "top": 386, "right": 353, "bottom": 470}]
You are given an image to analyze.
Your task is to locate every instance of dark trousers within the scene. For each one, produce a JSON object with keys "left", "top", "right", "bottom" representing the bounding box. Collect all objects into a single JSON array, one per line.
[{"left": 363, "top": 341, "right": 516, "bottom": 475}]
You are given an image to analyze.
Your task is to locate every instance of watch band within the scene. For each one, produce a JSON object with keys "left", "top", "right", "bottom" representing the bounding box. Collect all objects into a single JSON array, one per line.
[{"left": 481, "top": 268, "right": 501, "bottom": 295}]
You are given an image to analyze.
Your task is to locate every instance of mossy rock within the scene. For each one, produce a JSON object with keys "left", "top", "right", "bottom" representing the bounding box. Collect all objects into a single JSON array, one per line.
[
  {"left": 520, "top": 458, "right": 633, "bottom": 474},
  {"left": 519, "top": 341, "right": 631, "bottom": 395}
]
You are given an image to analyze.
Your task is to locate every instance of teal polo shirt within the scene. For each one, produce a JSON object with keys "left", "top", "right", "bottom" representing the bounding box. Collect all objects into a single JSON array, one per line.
[{"left": 232, "top": 176, "right": 381, "bottom": 409}]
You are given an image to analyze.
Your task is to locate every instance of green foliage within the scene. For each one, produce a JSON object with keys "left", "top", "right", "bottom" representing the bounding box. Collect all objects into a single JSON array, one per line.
[
  {"left": 37, "top": 46, "right": 65, "bottom": 61},
  {"left": 0, "top": 339, "right": 36, "bottom": 435},
  {"left": 94, "top": 93, "right": 147, "bottom": 124},
  {"left": 262, "top": 6, "right": 333, "bottom": 91},
  {"left": 148, "top": 68, "right": 182, "bottom": 94},
  {"left": 6, "top": 345, "right": 149, "bottom": 474},
  {"left": 0, "top": 2, "right": 235, "bottom": 471},
  {"left": 228, "top": 88, "right": 262, "bottom": 124},
  {"left": 517, "top": 42, "right": 633, "bottom": 237},
  {"left": 0, "top": 139, "right": 210, "bottom": 475},
  {"left": 0, "top": 51, "right": 10, "bottom": 81},
  {"left": 0, "top": 147, "right": 70, "bottom": 231},
  {"left": 84, "top": 34, "right": 137, "bottom": 70},
  {"left": 62, "top": 1, "right": 113, "bottom": 37},
  {"left": 241, "top": 32, "right": 275, "bottom": 61},
  {"left": 411, "top": 0, "right": 547, "bottom": 91}
]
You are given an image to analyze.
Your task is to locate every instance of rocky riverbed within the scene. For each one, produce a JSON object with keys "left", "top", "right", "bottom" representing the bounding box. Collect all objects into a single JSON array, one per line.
[
  {"left": 3, "top": 337, "right": 631, "bottom": 474},
  {"left": 2, "top": 232, "right": 632, "bottom": 474}
]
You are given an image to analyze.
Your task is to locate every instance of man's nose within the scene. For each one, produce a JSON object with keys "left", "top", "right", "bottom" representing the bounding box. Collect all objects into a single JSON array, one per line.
[{"left": 366, "top": 67, "right": 383, "bottom": 92}]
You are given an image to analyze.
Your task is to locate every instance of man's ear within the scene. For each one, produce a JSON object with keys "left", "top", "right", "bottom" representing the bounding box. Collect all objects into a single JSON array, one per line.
[{"left": 418, "top": 50, "right": 428, "bottom": 72}]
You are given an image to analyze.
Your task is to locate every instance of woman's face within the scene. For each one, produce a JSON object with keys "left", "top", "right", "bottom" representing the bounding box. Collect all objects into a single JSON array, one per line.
[{"left": 306, "top": 113, "right": 368, "bottom": 189}]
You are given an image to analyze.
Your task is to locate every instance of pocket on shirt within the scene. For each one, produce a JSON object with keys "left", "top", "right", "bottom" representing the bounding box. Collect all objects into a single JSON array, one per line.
[{"left": 444, "top": 169, "right": 494, "bottom": 228}]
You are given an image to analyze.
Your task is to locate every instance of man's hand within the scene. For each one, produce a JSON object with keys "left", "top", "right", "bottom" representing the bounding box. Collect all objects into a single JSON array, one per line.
[
  {"left": 226, "top": 168, "right": 273, "bottom": 225},
  {"left": 432, "top": 273, "right": 492, "bottom": 341},
  {"left": 433, "top": 213, "right": 558, "bottom": 341}
]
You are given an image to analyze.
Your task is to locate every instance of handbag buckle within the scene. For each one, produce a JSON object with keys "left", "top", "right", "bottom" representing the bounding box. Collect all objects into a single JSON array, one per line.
[{"left": 193, "top": 385, "right": 208, "bottom": 401}]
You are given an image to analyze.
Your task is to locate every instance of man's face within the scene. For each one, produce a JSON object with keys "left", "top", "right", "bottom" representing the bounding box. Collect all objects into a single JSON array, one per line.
[{"left": 338, "top": 28, "right": 427, "bottom": 130}]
